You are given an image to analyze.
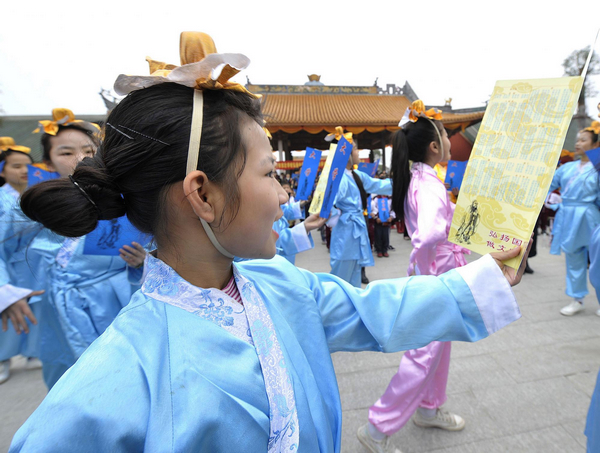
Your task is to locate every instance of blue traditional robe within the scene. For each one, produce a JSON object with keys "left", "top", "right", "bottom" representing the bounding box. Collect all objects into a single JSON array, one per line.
[
  {"left": 330, "top": 170, "right": 391, "bottom": 265},
  {"left": 0, "top": 185, "right": 48, "bottom": 360},
  {"left": 10, "top": 252, "right": 521, "bottom": 452},
  {"left": 585, "top": 225, "right": 600, "bottom": 452},
  {"left": 548, "top": 161, "right": 600, "bottom": 255},
  {"left": 28, "top": 235, "right": 143, "bottom": 388},
  {"left": 548, "top": 161, "right": 600, "bottom": 299},
  {"left": 273, "top": 218, "right": 314, "bottom": 264}
]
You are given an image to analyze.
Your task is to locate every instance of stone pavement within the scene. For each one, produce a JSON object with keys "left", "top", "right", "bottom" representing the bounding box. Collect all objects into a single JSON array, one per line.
[{"left": 0, "top": 229, "right": 598, "bottom": 452}]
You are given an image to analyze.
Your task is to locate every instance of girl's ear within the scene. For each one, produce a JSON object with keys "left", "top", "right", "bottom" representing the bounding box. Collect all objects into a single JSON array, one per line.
[
  {"left": 429, "top": 140, "right": 441, "bottom": 156},
  {"left": 182, "top": 170, "right": 216, "bottom": 223}
]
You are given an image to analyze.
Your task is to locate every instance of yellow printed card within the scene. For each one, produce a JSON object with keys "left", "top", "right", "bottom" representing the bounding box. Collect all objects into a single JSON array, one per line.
[
  {"left": 449, "top": 77, "right": 583, "bottom": 269},
  {"left": 309, "top": 144, "right": 337, "bottom": 215}
]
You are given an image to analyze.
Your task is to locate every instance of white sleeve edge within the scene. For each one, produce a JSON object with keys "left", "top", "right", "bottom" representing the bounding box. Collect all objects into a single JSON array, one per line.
[
  {"left": 454, "top": 254, "right": 521, "bottom": 335},
  {"left": 291, "top": 223, "right": 313, "bottom": 253},
  {"left": 0, "top": 284, "right": 33, "bottom": 313}
]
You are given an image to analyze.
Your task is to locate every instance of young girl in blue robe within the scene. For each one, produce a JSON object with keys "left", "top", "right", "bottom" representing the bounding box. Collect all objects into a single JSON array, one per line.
[
  {"left": 548, "top": 121, "right": 600, "bottom": 316},
  {"left": 9, "top": 32, "right": 530, "bottom": 453},
  {"left": 0, "top": 111, "right": 146, "bottom": 389},
  {"left": 0, "top": 139, "right": 41, "bottom": 384},
  {"left": 328, "top": 136, "right": 392, "bottom": 287}
]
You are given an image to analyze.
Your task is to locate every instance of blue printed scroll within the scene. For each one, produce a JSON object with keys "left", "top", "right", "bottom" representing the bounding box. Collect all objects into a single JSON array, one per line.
[
  {"left": 319, "top": 137, "right": 353, "bottom": 217},
  {"left": 27, "top": 165, "right": 59, "bottom": 187},
  {"left": 84, "top": 216, "right": 151, "bottom": 256},
  {"left": 586, "top": 147, "right": 600, "bottom": 170},
  {"left": 377, "top": 197, "right": 390, "bottom": 222},
  {"left": 445, "top": 160, "right": 468, "bottom": 191},
  {"left": 296, "top": 147, "right": 322, "bottom": 200},
  {"left": 357, "top": 158, "right": 380, "bottom": 177}
]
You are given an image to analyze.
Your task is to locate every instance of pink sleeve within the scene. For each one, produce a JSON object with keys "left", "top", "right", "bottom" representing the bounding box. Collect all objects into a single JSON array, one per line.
[{"left": 408, "top": 180, "right": 449, "bottom": 276}]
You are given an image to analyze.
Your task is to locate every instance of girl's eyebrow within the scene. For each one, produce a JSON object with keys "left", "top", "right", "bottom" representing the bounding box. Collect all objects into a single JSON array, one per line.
[{"left": 262, "top": 156, "right": 276, "bottom": 166}]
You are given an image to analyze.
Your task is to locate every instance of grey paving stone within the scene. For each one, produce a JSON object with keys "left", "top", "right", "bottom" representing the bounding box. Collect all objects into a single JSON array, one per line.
[
  {"left": 426, "top": 425, "right": 584, "bottom": 453},
  {"left": 567, "top": 370, "right": 599, "bottom": 398},
  {"left": 493, "top": 337, "right": 600, "bottom": 383},
  {"left": 561, "top": 419, "right": 589, "bottom": 450},
  {"left": 332, "top": 350, "right": 405, "bottom": 375},
  {"left": 0, "top": 357, "right": 47, "bottom": 453},
  {"left": 445, "top": 354, "right": 517, "bottom": 395},
  {"left": 470, "top": 377, "right": 591, "bottom": 435}
]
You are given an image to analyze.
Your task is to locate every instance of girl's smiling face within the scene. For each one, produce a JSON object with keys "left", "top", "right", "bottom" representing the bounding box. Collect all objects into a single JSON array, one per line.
[
  {"left": 45, "top": 129, "right": 96, "bottom": 177},
  {"left": 213, "top": 118, "right": 289, "bottom": 259},
  {"left": 1, "top": 152, "right": 32, "bottom": 191}
]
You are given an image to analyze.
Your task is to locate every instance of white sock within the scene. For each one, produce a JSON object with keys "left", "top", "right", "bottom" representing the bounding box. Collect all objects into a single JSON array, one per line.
[
  {"left": 574, "top": 299, "right": 583, "bottom": 305},
  {"left": 417, "top": 407, "right": 437, "bottom": 419},
  {"left": 368, "top": 422, "right": 387, "bottom": 441}
]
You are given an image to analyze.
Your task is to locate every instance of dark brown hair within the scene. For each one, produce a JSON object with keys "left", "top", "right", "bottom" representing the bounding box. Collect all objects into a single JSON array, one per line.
[
  {"left": 21, "top": 83, "right": 263, "bottom": 244},
  {"left": 391, "top": 119, "right": 444, "bottom": 222}
]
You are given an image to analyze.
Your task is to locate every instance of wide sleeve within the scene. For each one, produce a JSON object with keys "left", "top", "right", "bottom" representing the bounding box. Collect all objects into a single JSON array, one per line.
[
  {"left": 276, "top": 222, "right": 314, "bottom": 256},
  {"left": 9, "top": 302, "right": 153, "bottom": 453},
  {"left": 408, "top": 180, "right": 449, "bottom": 275},
  {"left": 355, "top": 170, "right": 392, "bottom": 196},
  {"left": 299, "top": 253, "right": 521, "bottom": 353},
  {"left": 281, "top": 201, "right": 304, "bottom": 221},
  {"left": 548, "top": 164, "right": 566, "bottom": 194},
  {"left": 0, "top": 206, "right": 35, "bottom": 309}
]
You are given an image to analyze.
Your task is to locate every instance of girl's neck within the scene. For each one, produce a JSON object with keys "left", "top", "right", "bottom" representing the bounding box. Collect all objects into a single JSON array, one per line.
[
  {"left": 157, "top": 246, "right": 233, "bottom": 290},
  {"left": 8, "top": 182, "right": 27, "bottom": 195}
]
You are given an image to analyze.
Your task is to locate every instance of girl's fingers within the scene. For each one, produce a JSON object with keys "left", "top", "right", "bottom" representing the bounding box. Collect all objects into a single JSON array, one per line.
[
  {"left": 22, "top": 304, "right": 37, "bottom": 325},
  {"left": 1, "top": 313, "right": 7, "bottom": 332}
]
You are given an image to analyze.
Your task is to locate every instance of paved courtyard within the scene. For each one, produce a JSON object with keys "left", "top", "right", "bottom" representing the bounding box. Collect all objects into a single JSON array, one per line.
[{"left": 1, "top": 229, "right": 598, "bottom": 452}]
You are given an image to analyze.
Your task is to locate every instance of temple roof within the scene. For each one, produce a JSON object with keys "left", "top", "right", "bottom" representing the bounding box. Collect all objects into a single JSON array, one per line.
[{"left": 261, "top": 93, "right": 484, "bottom": 135}]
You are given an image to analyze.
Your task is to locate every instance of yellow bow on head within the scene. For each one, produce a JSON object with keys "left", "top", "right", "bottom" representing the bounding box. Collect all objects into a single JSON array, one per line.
[
  {"left": 399, "top": 100, "right": 443, "bottom": 127},
  {"left": 32, "top": 108, "right": 100, "bottom": 136},
  {"left": 584, "top": 121, "right": 600, "bottom": 135},
  {"left": 0, "top": 137, "right": 31, "bottom": 154},
  {"left": 325, "top": 126, "right": 353, "bottom": 143},
  {"left": 115, "top": 31, "right": 259, "bottom": 99}
]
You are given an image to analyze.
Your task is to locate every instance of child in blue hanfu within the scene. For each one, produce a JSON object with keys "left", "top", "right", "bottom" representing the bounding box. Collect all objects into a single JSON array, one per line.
[
  {"left": 548, "top": 121, "right": 600, "bottom": 316},
  {"left": 0, "top": 138, "right": 41, "bottom": 384},
  {"left": 8, "top": 32, "right": 530, "bottom": 453},
  {"left": 0, "top": 110, "right": 146, "bottom": 389}
]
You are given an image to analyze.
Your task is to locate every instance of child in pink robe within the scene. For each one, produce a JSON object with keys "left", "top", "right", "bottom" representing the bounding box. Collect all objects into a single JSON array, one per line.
[{"left": 358, "top": 101, "right": 470, "bottom": 452}]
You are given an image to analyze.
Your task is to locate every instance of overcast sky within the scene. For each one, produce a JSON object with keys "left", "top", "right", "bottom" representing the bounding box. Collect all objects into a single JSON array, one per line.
[{"left": 2, "top": 1, "right": 600, "bottom": 119}]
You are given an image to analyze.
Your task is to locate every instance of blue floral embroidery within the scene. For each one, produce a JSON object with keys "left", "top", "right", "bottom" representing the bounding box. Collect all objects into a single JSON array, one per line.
[
  {"left": 141, "top": 255, "right": 252, "bottom": 345},
  {"left": 251, "top": 319, "right": 274, "bottom": 356},
  {"left": 234, "top": 269, "right": 300, "bottom": 452}
]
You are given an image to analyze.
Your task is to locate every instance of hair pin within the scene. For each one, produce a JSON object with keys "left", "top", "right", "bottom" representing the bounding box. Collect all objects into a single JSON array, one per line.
[
  {"left": 117, "top": 124, "right": 171, "bottom": 146},
  {"left": 106, "top": 122, "right": 134, "bottom": 140}
]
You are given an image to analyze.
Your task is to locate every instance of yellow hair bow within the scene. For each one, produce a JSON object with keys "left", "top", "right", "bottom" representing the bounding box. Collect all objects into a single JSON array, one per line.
[
  {"left": 325, "top": 126, "right": 353, "bottom": 143},
  {"left": 584, "top": 121, "right": 600, "bottom": 135},
  {"left": 32, "top": 108, "right": 100, "bottom": 136},
  {"left": 114, "top": 31, "right": 259, "bottom": 99},
  {"left": 0, "top": 137, "right": 31, "bottom": 154},
  {"left": 398, "top": 100, "right": 443, "bottom": 127}
]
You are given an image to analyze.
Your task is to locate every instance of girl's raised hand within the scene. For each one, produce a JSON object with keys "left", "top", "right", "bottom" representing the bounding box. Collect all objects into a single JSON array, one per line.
[
  {"left": 1, "top": 291, "right": 43, "bottom": 334},
  {"left": 119, "top": 242, "right": 147, "bottom": 269},
  {"left": 489, "top": 237, "right": 533, "bottom": 287},
  {"left": 303, "top": 213, "right": 328, "bottom": 233}
]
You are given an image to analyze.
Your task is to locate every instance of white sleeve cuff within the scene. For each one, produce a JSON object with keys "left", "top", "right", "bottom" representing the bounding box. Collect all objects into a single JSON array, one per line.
[
  {"left": 291, "top": 223, "right": 313, "bottom": 253},
  {"left": 454, "top": 254, "right": 521, "bottom": 335},
  {"left": 0, "top": 284, "right": 33, "bottom": 313}
]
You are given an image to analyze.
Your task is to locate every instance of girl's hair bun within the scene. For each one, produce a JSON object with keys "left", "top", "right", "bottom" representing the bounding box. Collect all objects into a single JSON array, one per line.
[{"left": 20, "top": 156, "right": 126, "bottom": 238}]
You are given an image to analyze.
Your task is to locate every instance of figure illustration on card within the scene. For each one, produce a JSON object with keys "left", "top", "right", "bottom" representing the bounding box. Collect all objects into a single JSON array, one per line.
[{"left": 455, "top": 200, "right": 480, "bottom": 244}]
